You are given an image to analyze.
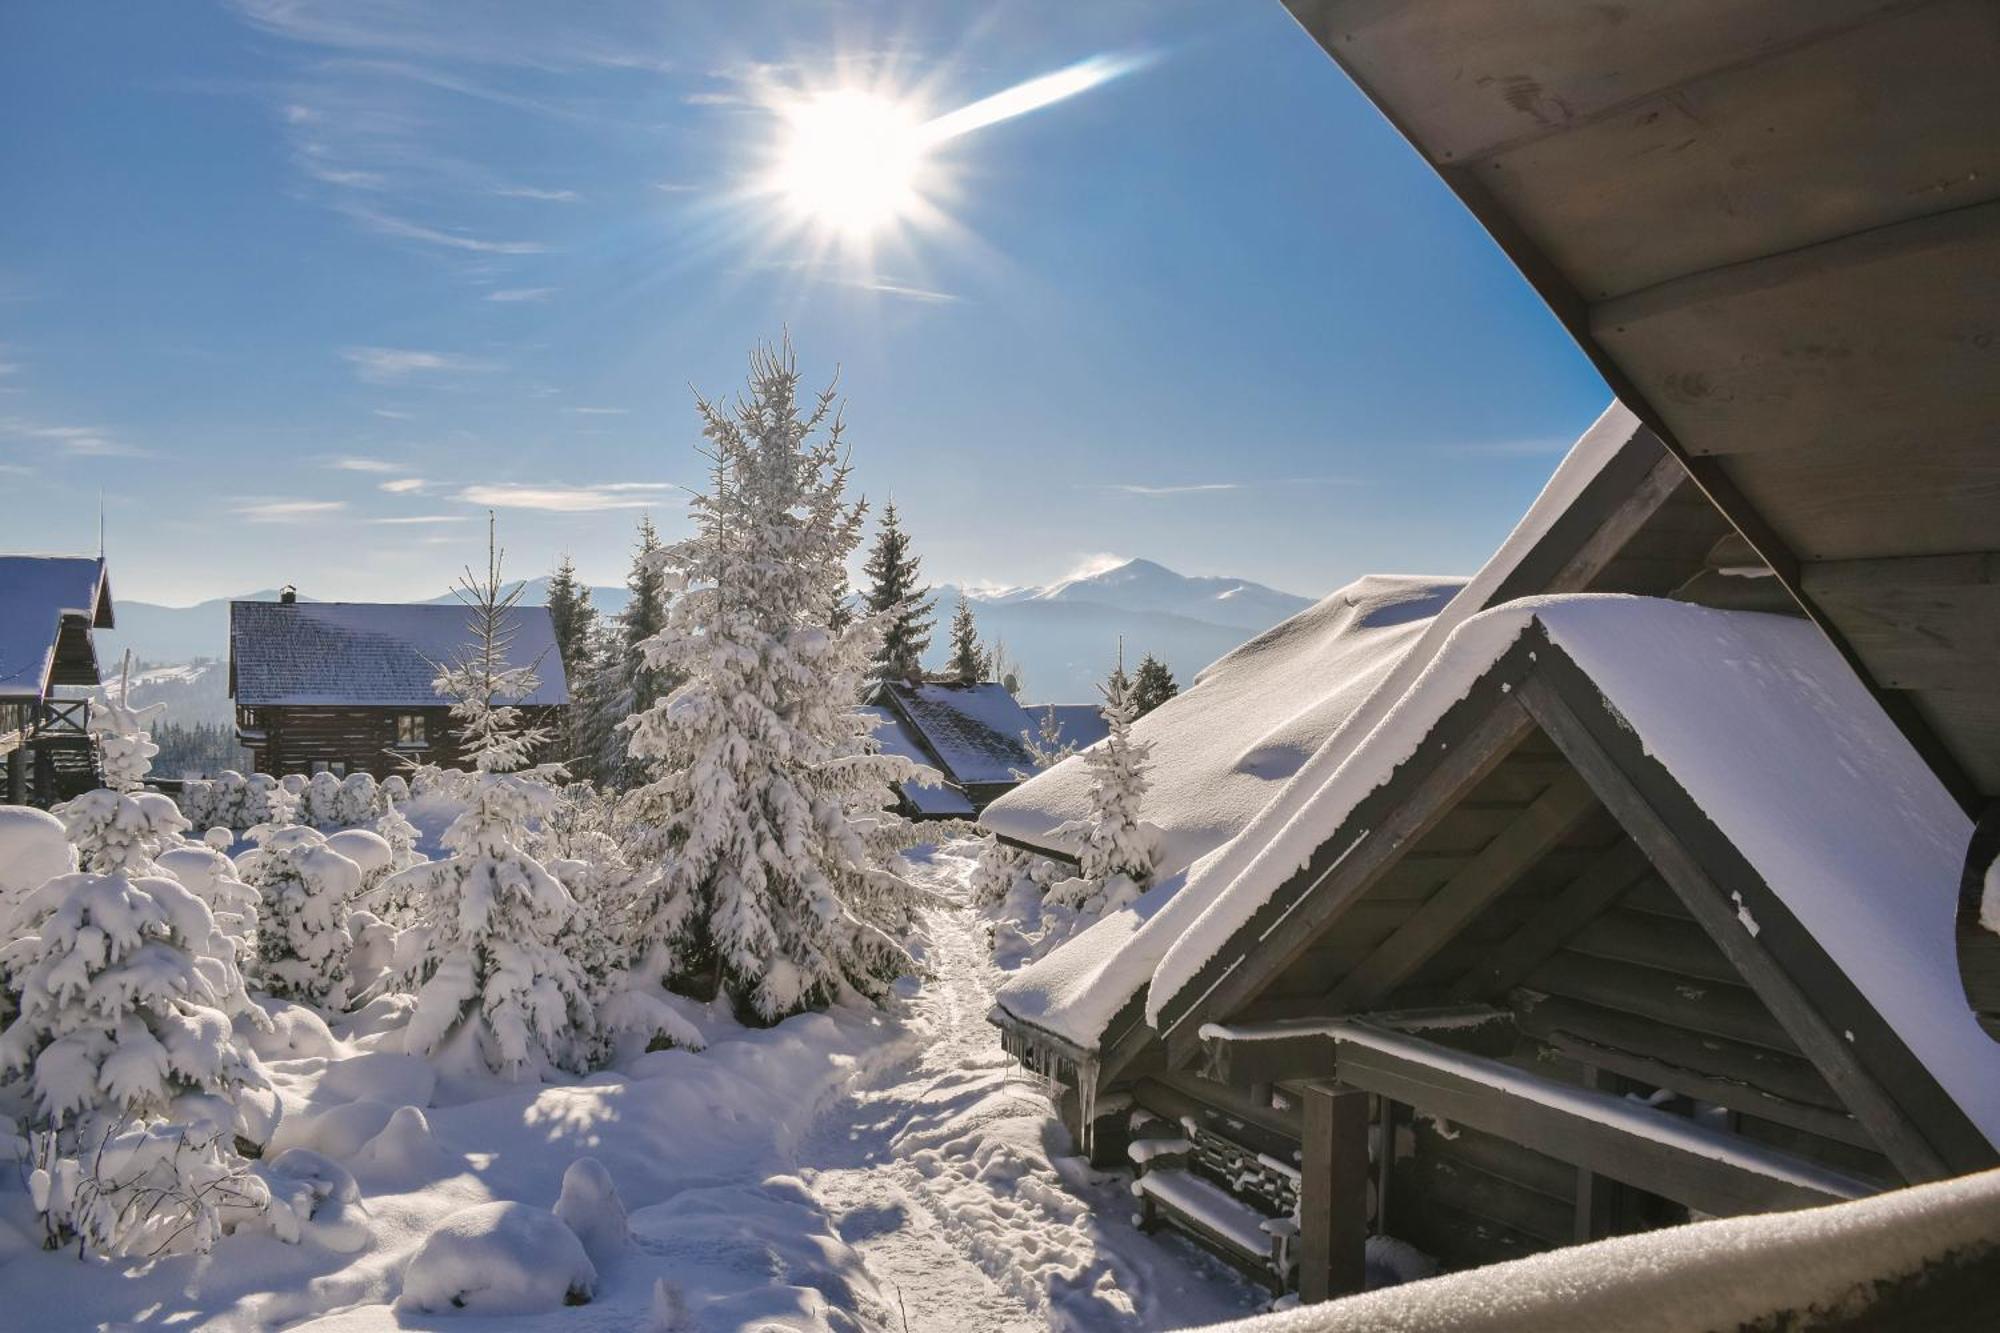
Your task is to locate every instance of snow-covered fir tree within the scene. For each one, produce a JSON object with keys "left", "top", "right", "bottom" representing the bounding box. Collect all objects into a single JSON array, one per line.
[
  {"left": 334, "top": 771, "right": 381, "bottom": 827},
  {"left": 544, "top": 554, "right": 600, "bottom": 773},
  {"left": 1131, "top": 653, "right": 1179, "bottom": 717},
  {"left": 1050, "top": 660, "right": 1159, "bottom": 913},
  {"left": 302, "top": 770, "right": 343, "bottom": 827},
  {"left": 862, "top": 499, "right": 932, "bottom": 685},
  {"left": 621, "top": 514, "right": 674, "bottom": 719},
  {"left": 570, "top": 627, "right": 633, "bottom": 789},
  {"left": 1018, "top": 704, "right": 1077, "bottom": 773},
  {"left": 242, "top": 825, "right": 359, "bottom": 1009},
  {"left": 945, "top": 592, "right": 988, "bottom": 685},
  {"left": 1, "top": 791, "right": 272, "bottom": 1256},
  {"left": 380, "top": 520, "right": 592, "bottom": 1076},
  {"left": 86, "top": 654, "right": 164, "bottom": 793},
  {"left": 624, "top": 340, "right": 934, "bottom": 1022}
]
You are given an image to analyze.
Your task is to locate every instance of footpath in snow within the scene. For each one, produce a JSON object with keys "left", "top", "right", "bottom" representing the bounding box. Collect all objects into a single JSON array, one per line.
[
  {"left": 800, "top": 843, "right": 1264, "bottom": 1333},
  {"left": 0, "top": 842, "right": 1259, "bottom": 1332}
]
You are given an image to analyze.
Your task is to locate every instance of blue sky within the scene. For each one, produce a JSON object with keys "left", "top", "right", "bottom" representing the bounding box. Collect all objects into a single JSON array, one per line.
[{"left": 0, "top": 0, "right": 1606, "bottom": 606}]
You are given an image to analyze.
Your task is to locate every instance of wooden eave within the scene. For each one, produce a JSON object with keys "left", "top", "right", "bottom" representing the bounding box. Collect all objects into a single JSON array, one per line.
[
  {"left": 1283, "top": 0, "right": 2000, "bottom": 810},
  {"left": 1155, "top": 622, "right": 1996, "bottom": 1180}
]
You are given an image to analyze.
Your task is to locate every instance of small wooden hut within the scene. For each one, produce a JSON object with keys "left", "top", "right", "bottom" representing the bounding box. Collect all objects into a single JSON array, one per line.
[{"left": 0, "top": 554, "right": 113, "bottom": 805}]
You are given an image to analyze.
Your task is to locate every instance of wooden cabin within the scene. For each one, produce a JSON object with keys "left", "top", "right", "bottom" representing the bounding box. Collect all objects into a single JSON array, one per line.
[
  {"left": 866, "top": 680, "right": 1041, "bottom": 814},
  {"left": 228, "top": 594, "right": 568, "bottom": 779},
  {"left": 1143, "top": 599, "right": 1994, "bottom": 1298},
  {"left": 1275, "top": 0, "right": 2000, "bottom": 1028},
  {"left": 0, "top": 554, "right": 113, "bottom": 805}
]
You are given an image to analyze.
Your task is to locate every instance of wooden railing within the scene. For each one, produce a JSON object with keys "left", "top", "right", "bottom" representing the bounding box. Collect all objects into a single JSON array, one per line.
[{"left": 30, "top": 699, "right": 90, "bottom": 740}]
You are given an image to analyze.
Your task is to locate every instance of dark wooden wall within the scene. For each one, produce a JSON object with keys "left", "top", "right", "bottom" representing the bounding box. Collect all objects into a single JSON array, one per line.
[{"left": 242, "top": 703, "right": 566, "bottom": 778}]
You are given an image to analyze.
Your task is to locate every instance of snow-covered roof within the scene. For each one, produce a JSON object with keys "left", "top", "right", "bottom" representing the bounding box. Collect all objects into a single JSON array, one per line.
[
  {"left": 1023, "top": 703, "right": 1110, "bottom": 754},
  {"left": 860, "top": 704, "right": 975, "bottom": 818},
  {"left": 987, "top": 412, "right": 1658, "bottom": 1055},
  {"left": 880, "top": 682, "right": 1038, "bottom": 787},
  {"left": 0, "top": 555, "right": 111, "bottom": 700},
  {"left": 1145, "top": 596, "right": 1997, "bottom": 1146},
  {"left": 230, "top": 601, "right": 569, "bottom": 708}
]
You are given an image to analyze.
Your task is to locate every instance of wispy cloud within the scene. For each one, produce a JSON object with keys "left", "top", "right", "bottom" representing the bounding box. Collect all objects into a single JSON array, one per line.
[
  {"left": 234, "top": 498, "right": 347, "bottom": 522},
  {"left": 226, "top": 0, "right": 676, "bottom": 72},
  {"left": 492, "top": 185, "right": 579, "bottom": 202},
  {"left": 1099, "top": 475, "right": 1363, "bottom": 497},
  {"left": 566, "top": 406, "right": 627, "bottom": 416},
  {"left": 336, "top": 202, "right": 545, "bottom": 254},
  {"left": 0, "top": 417, "right": 145, "bottom": 458},
  {"left": 485, "top": 287, "right": 554, "bottom": 303},
  {"left": 457, "top": 482, "right": 672, "bottom": 512},
  {"left": 341, "top": 346, "right": 496, "bottom": 383},
  {"left": 367, "top": 513, "right": 465, "bottom": 525},
  {"left": 329, "top": 455, "right": 400, "bottom": 472},
  {"left": 380, "top": 477, "right": 426, "bottom": 494},
  {"left": 654, "top": 180, "right": 702, "bottom": 194},
  {"left": 372, "top": 408, "right": 413, "bottom": 420}
]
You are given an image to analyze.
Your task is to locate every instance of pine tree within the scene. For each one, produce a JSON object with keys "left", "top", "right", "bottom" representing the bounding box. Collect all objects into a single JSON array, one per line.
[
  {"left": 945, "top": 592, "right": 988, "bottom": 684},
  {"left": 624, "top": 339, "right": 932, "bottom": 1023},
  {"left": 432, "top": 514, "right": 553, "bottom": 776},
  {"left": 1052, "top": 661, "right": 1159, "bottom": 910},
  {"left": 1131, "top": 653, "right": 1179, "bottom": 718},
  {"left": 862, "top": 499, "right": 932, "bottom": 685},
  {"left": 87, "top": 653, "right": 164, "bottom": 793},
  {"left": 545, "top": 554, "right": 598, "bottom": 675},
  {"left": 1019, "top": 705, "right": 1077, "bottom": 772},
  {"left": 384, "top": 519, "right": 592, "bottom": 1074},
  {"left": 242, "top": 825, "right": 360, "bottom": 1009},
  {"left": 622, "top": 514, "right": 672, "bottom": 717}
]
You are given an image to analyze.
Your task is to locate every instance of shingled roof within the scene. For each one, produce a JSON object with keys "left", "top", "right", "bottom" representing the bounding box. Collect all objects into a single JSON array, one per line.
[
  {"left": 0, "top": 555, "right": 113, "bottom": 700},
  {"left": 878, "top": 681, "right": 1038, "bottom": 787},
  {"left": 230, "top": 600, "right": 568, "bottom": 708}
]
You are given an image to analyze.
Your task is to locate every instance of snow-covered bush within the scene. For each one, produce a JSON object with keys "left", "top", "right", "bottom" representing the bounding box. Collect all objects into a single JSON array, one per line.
[
  {"left": 401, "top": 1201, "right": 596, "bottom": 1314},
  {"left": 179, "top": 778, "right": 215, "bottom": 829},
  {"left": 623, "top": 342, "right": 934, "bottom": 1022},
  {"left": 0, "top": 805, "right": 77, "bottom": 911},
  {"left": 190, "top": 770, "right": 295, "bottom": 835},
  {"left": 153, "top": 843, "right": 262, "bottom": 1017},
  {"left": 241, "top": 826, "right": 360, "bottom": 1009},
  {"left": 335, "top": 771, "right": 381, "bottom": 827},
  {"left": 374, "top": 797, "right": 424, "bottom": 872},
  {"left": 0, "top": 840, "right": 273, "bottom": 1256},
  {"left": 303, "top": 771, "right": 342, "bottom": 827},
  {"left": 57, "top": 787, "right": 188, "bottom": 876},
  {"left": 381, "top": 773, "right": 410, "bottom": 807}
]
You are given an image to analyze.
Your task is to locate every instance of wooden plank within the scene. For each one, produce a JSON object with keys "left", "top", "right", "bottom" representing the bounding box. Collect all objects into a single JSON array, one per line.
[
  {"left": 1398, "top": 1146, "right": 1573, "bottom": 1246},
  {"left": 1298, "top": 1083, "right": 1369, "bottom": 1303},
  {"left": 1803, "top": 553, "right": 2000, "bottom": 693},
  {"left": 1479, "top": 0, "right": 2000, "bottom": 299},
  {"left": 1284, "top": 0, "right": 1903, "bottom": 165},
  {"left": 1517, "top": 672, "right": 1953, "bottom": 1181},
  {"left": 1566, "top": 908, "right": 1743, "bottom": 986},
  {"left": 1522, "top": 950, "right": 1793, "bottom": 1054},
  {"left": 1451, "top": 838, "right": 1655, "bottom": 1001},
  {"left": 1513, "top": 991, "right": 1844, "bottom": 1113},
  {"left": 1408, "top": 1111, "right": 1577, "bottom": 1204},
  {"left": 1159, "top": 693, "right": 1537, "bottom": 1061},
  {"left": 1327, "top": 769, "right": 1600, "bottom": 1011},
  {"left": 1327, "top": 1023, "right": 1874, "bottom": 1216},
  {"left": 1573, "top": 1066, "right": 1618, "bottom": 1242}
]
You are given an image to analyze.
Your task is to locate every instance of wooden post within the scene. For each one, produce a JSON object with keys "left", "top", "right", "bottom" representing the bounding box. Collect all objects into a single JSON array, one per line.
[
  {"left": 6, "top": 745, "right": 24, "bottom": 804},
  {"left": 1299, "top": 1082, "right": 1369, "bottom": 1303},
  {"left": 1573, "top": 1066, "right": 1617, "bottom": 1241}
]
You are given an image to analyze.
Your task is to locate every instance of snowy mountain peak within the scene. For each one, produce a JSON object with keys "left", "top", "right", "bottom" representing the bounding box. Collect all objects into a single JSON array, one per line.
[{"left": 975, "top": 557, "right": 1310, "bottom": 633}]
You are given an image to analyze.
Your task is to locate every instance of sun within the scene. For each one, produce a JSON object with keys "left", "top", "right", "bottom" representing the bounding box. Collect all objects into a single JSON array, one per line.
[{"left": 770, "top": 89, "right": 929, "bottom": 238}]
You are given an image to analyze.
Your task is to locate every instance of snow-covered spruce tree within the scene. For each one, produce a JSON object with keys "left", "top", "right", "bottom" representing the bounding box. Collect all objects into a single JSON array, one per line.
[
  {"left": 1019, "top": 704, "right": 1078, "bottom": 774},
  {"left": 303, "top": 770, "right": 343, "bottom": 827},
  {"left": 945, "top": 592, "right": 988, "bottom": 685},
  {"left": 1049, "top": 664, "right": 1159, "bottom": 914},
  {"left": 242, "top": 825, "right": 360, "bottom": 1009},
  {"left": 624, "top": 340, "right": 935, "bottom": 1022},
  {"left": 1, "top": 792, "right": 272, "bottom": 1256},
  {"left": 335, "top": 771, "right": 381, "bottom": 827},
  {"left": 1131, "top": 653, "right": 1178, "bottom": 718},
  {"left": 862, "top": 499, "right": 933, "bottom": 686},
  {"left": 86, "top": 656, "right": 166, "bottom": 793},
  {"left": 622, "top": 514, "right": 675, "bottom": 719},
  {"left": 545, "top": 553, "right": 600, "bottom": 776},
  {"left": 380, "top": 518, "right": 592, "bottom": 1076}
]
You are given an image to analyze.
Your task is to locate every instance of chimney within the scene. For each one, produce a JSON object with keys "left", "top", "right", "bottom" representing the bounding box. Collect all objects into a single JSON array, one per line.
[{"left": 279, "top": 585, "right": 297, "bottom": 604}]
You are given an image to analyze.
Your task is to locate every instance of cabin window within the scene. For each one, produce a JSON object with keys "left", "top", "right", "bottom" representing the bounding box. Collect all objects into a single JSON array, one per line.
[
  {"left": 396, "top": 713, "right": 428, "bottom": 746},
  {"left": 310, "top": 760, "right": 347, "bottom": 777}
]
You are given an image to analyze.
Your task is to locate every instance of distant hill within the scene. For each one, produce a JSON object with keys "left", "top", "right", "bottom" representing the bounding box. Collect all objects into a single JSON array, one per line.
[{"left": 100, "top": 559, "right": 1315, "bottom": 707}]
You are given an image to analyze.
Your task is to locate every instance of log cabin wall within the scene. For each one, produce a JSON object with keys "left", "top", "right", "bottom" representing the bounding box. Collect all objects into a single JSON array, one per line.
[{"left": 241, "top": 703, "right": 565, "bottom": 778}]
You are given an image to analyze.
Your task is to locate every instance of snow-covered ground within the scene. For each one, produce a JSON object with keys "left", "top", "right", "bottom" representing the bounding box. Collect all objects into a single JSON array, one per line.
[{"left": 0, "top": 841, "right": 1263, "bottom": 1332}]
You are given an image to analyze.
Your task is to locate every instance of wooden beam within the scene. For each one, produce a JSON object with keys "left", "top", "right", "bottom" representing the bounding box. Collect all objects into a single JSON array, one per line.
[
  {"left": 1160, "top": 695, "right": 1536, "bottom": 1063},
  {"left": 1298, "top": 1082, "right": 1369, "bottom": 1304},
  {"left": 1199, "top": 1006, "right": 1516, "bottom": 1086},
  {"left": 1326, "top": 1022, "right": 1873, "bottom": 1217},
  {"left": 1516, "top": 672, "right": 1952, "bottom": 1182},
  {"left": 1451, "top": 839, "right": 1654, "bottom": 1001},
  {"left": 1573, "top": 1065, "right": 1620, "bottom": 1241},
  {"left": 1327, "top": 768, "right": 1600, "bottom": 1010}
]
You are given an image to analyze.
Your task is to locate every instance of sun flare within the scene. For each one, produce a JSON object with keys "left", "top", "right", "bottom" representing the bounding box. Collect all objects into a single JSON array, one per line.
[{"left": 771, "top": 90, "right": 928, "bottom": 238}]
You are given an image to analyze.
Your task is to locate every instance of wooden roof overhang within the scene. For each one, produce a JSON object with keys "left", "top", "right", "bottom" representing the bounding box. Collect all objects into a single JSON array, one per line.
[
  {"left": 1281, "top": 0, "right": 2000, "bottom": 813},
  {"left": 1152, "top": 623, "right": 1997, "bottom": 1183}
]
